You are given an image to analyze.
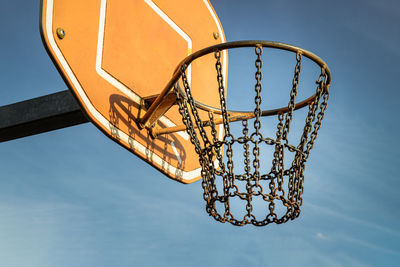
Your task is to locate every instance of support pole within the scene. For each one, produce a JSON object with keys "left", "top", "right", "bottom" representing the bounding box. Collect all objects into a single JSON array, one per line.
[{"left": 0, "top": 90, "right": 88, "bottom": 142}]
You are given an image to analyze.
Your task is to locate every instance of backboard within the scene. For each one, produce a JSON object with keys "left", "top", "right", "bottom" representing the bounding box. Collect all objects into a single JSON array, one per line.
[{"left": 40, "top": 0, "right": 227, "bottom": 183}]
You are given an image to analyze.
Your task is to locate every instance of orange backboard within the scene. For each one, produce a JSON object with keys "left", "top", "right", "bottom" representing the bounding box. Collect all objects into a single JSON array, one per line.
[{"left": 40, "top": 0, "right": 227, "bottom": 183}]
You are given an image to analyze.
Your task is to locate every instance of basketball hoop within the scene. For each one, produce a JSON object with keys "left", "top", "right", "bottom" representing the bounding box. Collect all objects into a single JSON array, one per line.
[
  {"left": 141, "top": 40, "right": 331, "bottom": 226},
  {"left": 39, "top": 0, "right": 332, "bottom": 224}
]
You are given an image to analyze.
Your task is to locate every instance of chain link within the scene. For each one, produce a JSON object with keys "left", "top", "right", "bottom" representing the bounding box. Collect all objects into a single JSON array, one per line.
[{"left": 174, "top": 45, "right": 330, "bottom": 226}]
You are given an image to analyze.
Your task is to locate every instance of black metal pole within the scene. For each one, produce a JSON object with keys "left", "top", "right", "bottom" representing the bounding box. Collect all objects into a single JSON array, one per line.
[{"left": 0, "top": 90, "right": 88, "bottom": 142}]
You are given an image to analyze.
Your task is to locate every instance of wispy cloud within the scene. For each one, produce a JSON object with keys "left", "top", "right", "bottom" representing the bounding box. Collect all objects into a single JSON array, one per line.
[
  {"left": 340, "top": 235, "right": 400, "bottom": 256},
  {"left": 308, "top": 203, "right": 400, "bottom": 238},
  {"left": 315, "top": 232, "right": 330, "bottom": 240}
]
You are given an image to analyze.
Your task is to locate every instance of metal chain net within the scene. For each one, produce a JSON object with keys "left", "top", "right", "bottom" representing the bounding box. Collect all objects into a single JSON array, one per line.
[{"left": 175, "top": 45, "right": 330, "bottom": 226}]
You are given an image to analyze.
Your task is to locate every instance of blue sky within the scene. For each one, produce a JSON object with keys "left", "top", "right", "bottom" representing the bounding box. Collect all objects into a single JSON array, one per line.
[{"left": 1, "top": 0, "right": 400, "bottom": 266}]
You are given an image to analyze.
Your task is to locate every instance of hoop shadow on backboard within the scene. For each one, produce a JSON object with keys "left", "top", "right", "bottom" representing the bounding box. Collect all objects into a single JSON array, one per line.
[{"left": 108, "top": 94, "right": 187, "bottom": 180}]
